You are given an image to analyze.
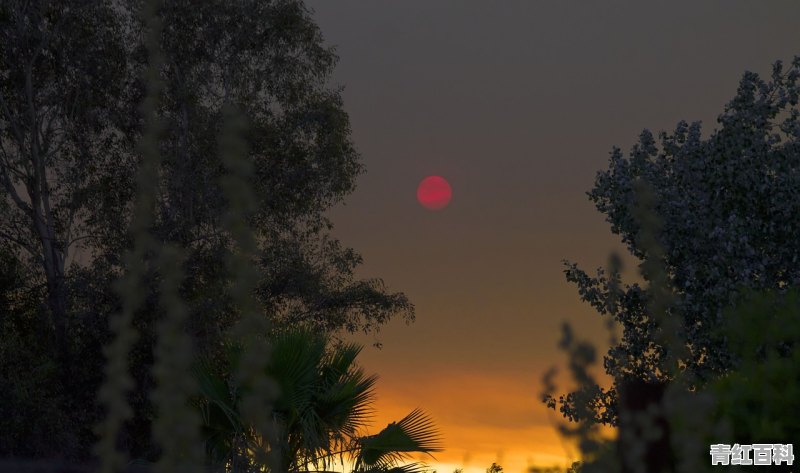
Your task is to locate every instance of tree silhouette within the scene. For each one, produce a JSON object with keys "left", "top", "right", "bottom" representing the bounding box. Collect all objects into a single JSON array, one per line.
[
  {"left": 194, "top": 327, "right": 442, "bottom": 473},
  {"left": 0, "top": 0, "right": 413, "bottom": 462},
  {"left": 486, "top": 462, "right": 503, "bottom": 473},
  {"left": 552, "top": 56, "right": 800, "bottom": 424},
  {"left": 551, "top": 58, "right": 800, "bottom": 424}
]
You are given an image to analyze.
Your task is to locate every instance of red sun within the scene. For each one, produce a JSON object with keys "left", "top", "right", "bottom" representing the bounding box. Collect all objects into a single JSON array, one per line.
[{"left": 417, "top": 175, "right": 452, "bottom": 210}]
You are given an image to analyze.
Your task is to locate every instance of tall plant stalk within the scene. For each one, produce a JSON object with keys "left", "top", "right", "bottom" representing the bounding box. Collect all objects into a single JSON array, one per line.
[
  {"left": 219, "top": 104, "right": 280, "bottom": 472},
  {"left": 93, "top": 0, "right": 165, "bottom": 471}
]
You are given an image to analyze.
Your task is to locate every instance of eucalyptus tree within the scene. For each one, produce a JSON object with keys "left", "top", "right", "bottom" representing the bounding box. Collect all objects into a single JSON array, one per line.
[
  {"left": 551, "top": 57, "right": 800, "bottom": 424},
  {"left": 116, "top": 1, "right": 413, "bottom": 456},
  {"left": 0, "top": 0, "right": 129, "bottom": 363},
  {"left": 1, "top": 0, "right": 413, "bottom": 461},
  {"left": 129, "top": 0, "right": 413, "bottom": 331},
  {"left": 0, "top": 2, "right": 132, "bottom": 459},
  {"left": 1, "top": 0, "right": 413, "bottom": 359}
]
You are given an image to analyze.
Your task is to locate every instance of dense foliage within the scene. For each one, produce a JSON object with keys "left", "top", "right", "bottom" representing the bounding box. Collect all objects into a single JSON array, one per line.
[
  {"left": 709, "top": 288, "right": 800, "bottom": 446},
  {"left": 553, "top": 56, "right": 800, "bottom": 424},
  {"left": 544, "top": 285, "right": 800, "bottom": 473},
  {"left": 0, "top": 0, "right": 412, "bottom": 463}
]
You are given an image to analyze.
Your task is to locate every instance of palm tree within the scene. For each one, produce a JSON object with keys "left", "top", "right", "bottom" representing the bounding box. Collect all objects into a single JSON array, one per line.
[
  {"left": 269, "top": 328, "right": 376, "bottom": 472},
  {"left": 194, "top": 327, "right": 441, "bottom": 473}
]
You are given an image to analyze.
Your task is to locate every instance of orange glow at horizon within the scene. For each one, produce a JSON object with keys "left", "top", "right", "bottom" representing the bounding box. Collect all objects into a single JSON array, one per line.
[
  {"left": 310, "top": 2, "right": 800, "bottom": 471},
  {"left": 355, "top": 370, "right": 616, "bottom": 473}
]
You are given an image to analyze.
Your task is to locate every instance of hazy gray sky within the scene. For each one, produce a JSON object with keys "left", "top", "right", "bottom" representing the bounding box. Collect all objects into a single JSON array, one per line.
[{"left": 305, "top": 1, "right": 800, "bottom": 469}]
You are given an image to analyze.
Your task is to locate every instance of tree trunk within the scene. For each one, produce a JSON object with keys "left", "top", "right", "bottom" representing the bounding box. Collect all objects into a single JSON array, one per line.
[{"left": 618, "top": 379, "right": 672, "bottom": 473}]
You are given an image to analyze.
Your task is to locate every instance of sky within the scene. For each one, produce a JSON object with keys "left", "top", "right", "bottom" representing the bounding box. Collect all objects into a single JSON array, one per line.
[{"left": 304, "top": 2, "right": 800, "bottom": 471}]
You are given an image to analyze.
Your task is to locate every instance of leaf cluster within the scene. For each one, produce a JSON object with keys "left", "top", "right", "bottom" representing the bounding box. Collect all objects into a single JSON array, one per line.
[{"left": 556, "top": 56, "right": 800, "bottom": 424}]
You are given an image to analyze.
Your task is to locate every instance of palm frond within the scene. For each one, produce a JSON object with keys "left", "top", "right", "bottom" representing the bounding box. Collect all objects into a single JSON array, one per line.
[
  {"left": 193, "top": 327, "right": 441, "bottom": 473},
  {"left": 192, "top": 360, "right": 246, "bottom": 465},
  {"left": 193, "top": 362, "right": 240, "bottom": 427},
  {"left": 318, "top": 369, "right": 378, "bottom": 434},
  {"left": 355, "top": 409, "right": 442, "bottom": 471},
  {"left": 357, "top": 461, "right": 431, "bottom": 473},
  {"left": 269, "top": 328, "right": 326, "bottom": 418},
  {"left": 323, "top": 342, "right": 364, "bottom": 381}
]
